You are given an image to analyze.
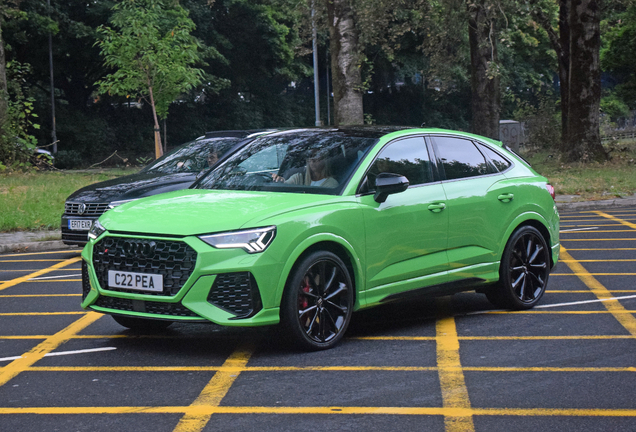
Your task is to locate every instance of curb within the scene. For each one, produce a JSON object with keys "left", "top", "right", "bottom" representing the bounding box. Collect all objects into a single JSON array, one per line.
[
  {"left": 0, "top": 240, "right": 75, "bottom": 255},
  {"left": 556, "top": 196, "right": 636, "bottom": 212}
]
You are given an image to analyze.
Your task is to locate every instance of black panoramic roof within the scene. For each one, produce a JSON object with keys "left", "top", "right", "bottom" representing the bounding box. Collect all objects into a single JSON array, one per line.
[
  {"left": 267, "top": 126, "right": 415, "bottom": 140},
  {"left": 204, "top": 129, "right": 271, "bottom": 139}
]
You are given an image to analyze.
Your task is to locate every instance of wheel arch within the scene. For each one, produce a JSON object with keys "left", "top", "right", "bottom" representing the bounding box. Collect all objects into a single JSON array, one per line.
[
  {"left": 275, "top": 234, "right": 364, "bottom": 310},
  {"left": 503, "top": 213, "right": 555, "bottom": 269}
]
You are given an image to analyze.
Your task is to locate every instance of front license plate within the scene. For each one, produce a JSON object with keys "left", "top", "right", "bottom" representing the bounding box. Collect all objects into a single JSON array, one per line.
[
  {"left": 68, "top": 219, "right": 93, "bottom": 230},
  {"left": 108, "top": 270, "right": 163, "bottom": 292}
]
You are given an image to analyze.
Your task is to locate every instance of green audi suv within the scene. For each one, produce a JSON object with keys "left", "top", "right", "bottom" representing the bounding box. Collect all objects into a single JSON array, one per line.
[{"left": 82, "top": 127, "right": 559, "bottom": 350}]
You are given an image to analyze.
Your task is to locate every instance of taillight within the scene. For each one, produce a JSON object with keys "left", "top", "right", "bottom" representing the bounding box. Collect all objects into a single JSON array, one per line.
[{"left": 546, "top": 184, "right": 555, "bottom": 201}]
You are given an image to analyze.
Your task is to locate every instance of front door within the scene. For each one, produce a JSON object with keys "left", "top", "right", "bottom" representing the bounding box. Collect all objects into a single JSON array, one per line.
[{"left": 359, "top": 136, "right": 449, "bottom": 306}]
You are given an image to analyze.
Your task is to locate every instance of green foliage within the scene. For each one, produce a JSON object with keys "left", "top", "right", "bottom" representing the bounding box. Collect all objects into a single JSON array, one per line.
[
  {"left": 96, "top": 0, "right": 205, "bottom": 120},
  {"left": 0, "top": 61, "right": 39, "bottom": 171},
  {"left": 602, "top": 4, "right": 636, "bottom": 109},
  {"left": 513, "top": 93, "right": 560, "bottom": 149},
  {"left": 53, "top": 150, "right": 83, "bottom": 170},
  {"left": 601, "top": 94, "right": 631, "bottom": 121}
]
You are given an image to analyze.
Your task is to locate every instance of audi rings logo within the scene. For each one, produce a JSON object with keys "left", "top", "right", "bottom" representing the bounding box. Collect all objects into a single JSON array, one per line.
[
  {"left": 122, "top": 240, "right": 156, "bottom": 257},
  {"left": 78, "top": 203, "right": 87, "bottom": 215}
]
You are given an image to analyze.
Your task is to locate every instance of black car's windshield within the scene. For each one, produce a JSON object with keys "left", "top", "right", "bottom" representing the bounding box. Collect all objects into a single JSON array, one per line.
[
  {"left": 195, "top": 130, "right": 379, "bottom": 195},
  {"left": 141, "top": 137, "right": 243, "bottom": 174}
]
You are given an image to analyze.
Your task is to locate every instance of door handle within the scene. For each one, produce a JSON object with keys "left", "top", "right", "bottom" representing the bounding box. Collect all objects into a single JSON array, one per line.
[
  {"left": 427, "top": 203, "right": 446, "bottom": 213},
  {"left": 498, "top": 193, "right": 514, "bottom": 203}
]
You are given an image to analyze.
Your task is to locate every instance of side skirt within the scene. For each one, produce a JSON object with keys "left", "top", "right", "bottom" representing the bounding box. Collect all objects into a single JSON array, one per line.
[{"left": 379, "top": 277, "right": 488, "bottom": 303}]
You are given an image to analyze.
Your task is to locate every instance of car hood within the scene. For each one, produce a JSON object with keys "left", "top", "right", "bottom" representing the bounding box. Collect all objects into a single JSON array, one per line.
[
  {"left": 66, "top": 172, "right": 199, "bottom": 203},
  {"left": 98, "top": 189, "right": 338, "bottom": 236}
]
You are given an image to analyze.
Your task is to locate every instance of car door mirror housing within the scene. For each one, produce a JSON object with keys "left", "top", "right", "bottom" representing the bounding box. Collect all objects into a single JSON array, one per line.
[{"left": 373, "top": 173, "right": 409, "bottom": 203}]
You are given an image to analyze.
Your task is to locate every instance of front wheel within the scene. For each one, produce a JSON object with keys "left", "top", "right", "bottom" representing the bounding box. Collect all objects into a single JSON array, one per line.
[
  {"left": 281, "top": 251, "right": 354, "bottom": 351},
  {"left": 486, "top": 225, "right": 550, "bottom": 310}
]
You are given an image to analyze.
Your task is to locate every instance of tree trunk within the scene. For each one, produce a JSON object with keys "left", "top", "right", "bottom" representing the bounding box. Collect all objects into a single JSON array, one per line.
[
  {"left": 558, "top": 0, "right": 570, "bottom": 150},
  {"left": 564, "top": 0, "right": 606, "bottom": 162},
  {"left": 325, "top": 0, "right": 363, "bottom": 126},
  {"left": 148, "top": 85, "right": 164, "bottom": 159},
  {"left": 467, "top": 1, "right": 500, "bottom": 140},
  {"left": 0, "top": 18, "right": 9, "bottom": 129}
]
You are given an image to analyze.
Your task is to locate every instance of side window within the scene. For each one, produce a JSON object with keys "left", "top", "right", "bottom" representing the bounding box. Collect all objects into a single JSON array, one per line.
[
  {"left": 476, "top": 142, "right": 512, "bottom": 172},
  {"left": 365, "top": 137, "right": 432, "bottom": 191},
  {"left": 433, "top": 136, "right": 489, "bottom": 180}
]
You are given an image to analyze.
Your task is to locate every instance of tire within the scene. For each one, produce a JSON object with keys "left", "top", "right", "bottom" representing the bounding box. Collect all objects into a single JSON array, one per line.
[
  {"left": 486, "top": 225, "right": 550, "bottom": 310},
  {"left": 281, "top": 250, "right": 354, "bottom": 351},
  {"left": 112, "top": 315, "right": 173, "bottom": 331}
]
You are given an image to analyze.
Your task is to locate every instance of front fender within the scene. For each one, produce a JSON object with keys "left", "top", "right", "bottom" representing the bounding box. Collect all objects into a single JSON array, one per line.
[{"left": 274, "top": 232, "right": 366, "bottom": 311}]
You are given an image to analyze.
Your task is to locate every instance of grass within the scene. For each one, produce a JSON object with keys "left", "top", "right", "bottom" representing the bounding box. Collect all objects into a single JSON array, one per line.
[
  {"left": 0, "top": 168, "right": 138, "bottom": 232},
  {"left": 524, "top": 141, "right": 636, "bottom": 201}
]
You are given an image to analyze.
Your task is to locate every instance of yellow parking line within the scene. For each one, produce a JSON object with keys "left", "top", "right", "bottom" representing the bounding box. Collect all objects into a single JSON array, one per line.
[
  {"left": 485, "top": 311, "right": 636, "bottom": 314},
  {"left": 548, "top": 289, "right": 636, "bottom": 293},
  {"left": 0, "top": 312, "right": 101, "bottom": 387},
  {"left": 561, "top": 247, "right": 636, "bottom": 337},
  {"left": 0, "top": 269, "right": 81, "bottom": 272},
  {"left": 27, "top": 366, "right": 438, "bottom": 372},
  {"left": 1, "top": 406, "right": 635, "bottom": 417},
  {"left": 22, "top": 365, "right": 636, "bottom": 373},
  {"left": 0, "top": 250, "right": 82, "bottom": 258},
  {"left": 20, "top": 279, "right": 82, "bottom": 282},
  {"left": 552, "top": 273, "right": 636, "bottom": 276},
  {"left": 0, "top": 312, "right": 87, "bottom": 316},
  {"left": 560, "top": 218, "right": 636, "bottom": 222},
  {"left": 561, "top": 230, "right": 636, "bottom": 233},
  {"left": 565, "top": 248, "right": 636, "bottom": 251},
  {"left": 0, "top": 259, "right": 67, "bottom": 263},
  {"left": 0, "top": 257, "right": 81, "bottom": 292},
  {"left": 356, "top": 335, "right": 635, "bottom": 341},
  {"left": 594, "top": 211, "right": 636, "bottom": 230},
  {"left": 436, "top": 297, "right": 475, "bottom": 432},
  {"left": 173, "top": 342, "right": 255, "bottom": 432},
  {"left": 560, "top": 224, "right": 625, "bottom": 227},
  {"left": 559, "top": 259, "right": 636, "bottom": 262},
  {"left": 561, "top": 238, "right": 636, "bottom": 241},
  {"left": 0, "top": 294, "right": 81, "bottom": 298}
]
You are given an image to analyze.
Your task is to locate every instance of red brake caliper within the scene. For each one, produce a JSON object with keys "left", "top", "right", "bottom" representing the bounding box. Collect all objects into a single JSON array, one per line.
[{"left": 300, "top": 277, "right": 310, "bottom": 310}]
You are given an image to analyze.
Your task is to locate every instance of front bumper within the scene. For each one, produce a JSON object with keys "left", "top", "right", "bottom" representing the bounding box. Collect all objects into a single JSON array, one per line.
[{"left": 81, "top": 232, "right": 283, "bottom": 327}]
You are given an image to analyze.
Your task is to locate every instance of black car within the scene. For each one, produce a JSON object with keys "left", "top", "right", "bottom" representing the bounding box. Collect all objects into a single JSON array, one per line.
[{"left": 62, "top": 130, "right": 269, "bottom": 245}]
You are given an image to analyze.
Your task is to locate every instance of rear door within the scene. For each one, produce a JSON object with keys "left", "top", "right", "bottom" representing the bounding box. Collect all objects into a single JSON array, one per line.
[{"left": 430, "top": 135, "right": 516, "bottom": 281}]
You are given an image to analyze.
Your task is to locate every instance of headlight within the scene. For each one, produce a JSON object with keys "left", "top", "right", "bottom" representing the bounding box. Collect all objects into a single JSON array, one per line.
[
  {"left": 108, "top": 199, "right": 138, "bottom": 209},
  {"left": 198, "top": 226, "right": 276, "bottom": 254},
  {"left": 88, "top": 220, "right": 107, "bottom": 240}
]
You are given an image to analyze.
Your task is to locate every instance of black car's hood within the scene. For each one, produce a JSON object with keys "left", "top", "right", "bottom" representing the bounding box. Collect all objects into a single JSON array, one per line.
[{"left": 65, "top": 172, "right": 199, "bottom": 204}]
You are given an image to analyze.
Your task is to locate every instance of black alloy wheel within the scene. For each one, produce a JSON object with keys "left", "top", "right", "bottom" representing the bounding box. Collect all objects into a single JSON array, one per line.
[
  {"left": 486, "top": 225, "right": 550, "bottom": 310},
  {"left": 112, "top": 315, "right": 173, "bottom": 332},
  {"left": 282, "top": 251, "right": 354, "bottom": 350}
]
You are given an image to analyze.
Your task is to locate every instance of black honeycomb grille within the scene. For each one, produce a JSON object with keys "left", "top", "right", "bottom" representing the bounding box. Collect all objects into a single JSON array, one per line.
[
  {"left": 82, "top": 261, "right": 91, "bottom": 300},
  {"left": 93, "top": 296, "right": 199, "bottom": 317},
  {"left": 207, "top": 272, "right": 262, "bottom": 318},
  {"left": 92, "top": 237, "right": 197, "bottom": 296}
]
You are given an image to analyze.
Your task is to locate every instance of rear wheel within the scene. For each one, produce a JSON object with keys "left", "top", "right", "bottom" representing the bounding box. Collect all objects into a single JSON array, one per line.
[
  {"left": 281, "top": 251, "right": 354, "bottom": 350},
  {"left": 112, "top": 315, "right": 173, "bottom": 331},
  {"left": 486, "top": 225, "right": 550, "bottom": 310}
]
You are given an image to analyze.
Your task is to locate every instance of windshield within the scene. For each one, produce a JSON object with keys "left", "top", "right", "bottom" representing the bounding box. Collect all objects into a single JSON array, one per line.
[
  {"left": 195, "top": 131, "right": 378, "bottom": 195},
  {"left": 140, "top": 137, "right": 244, "bottom": 174}
]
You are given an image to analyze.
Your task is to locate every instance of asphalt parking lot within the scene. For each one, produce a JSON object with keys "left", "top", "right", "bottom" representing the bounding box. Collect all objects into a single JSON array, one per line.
[{"left": 1, "top": 207, "right": 635, "bottom": 432}]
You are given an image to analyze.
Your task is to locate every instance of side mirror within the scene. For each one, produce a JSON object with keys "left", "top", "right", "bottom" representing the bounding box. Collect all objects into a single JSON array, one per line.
[{"left": 373, "top": 173, "right": 409, "bottom": 203}]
